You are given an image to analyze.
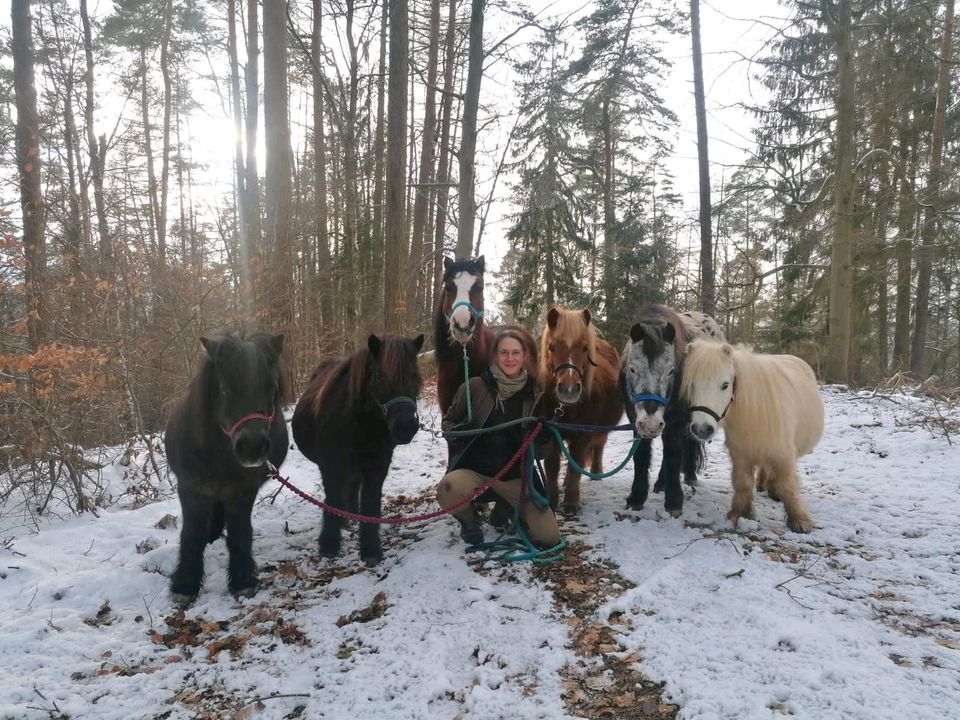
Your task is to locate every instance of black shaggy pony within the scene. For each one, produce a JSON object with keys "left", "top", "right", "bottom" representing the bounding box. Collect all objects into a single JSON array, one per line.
[
  {"left": 292, "top": 334, "right": 424, "bottom": 566},
  {"left": 164, "top": 333, "right": 288, "bottom": 606}
]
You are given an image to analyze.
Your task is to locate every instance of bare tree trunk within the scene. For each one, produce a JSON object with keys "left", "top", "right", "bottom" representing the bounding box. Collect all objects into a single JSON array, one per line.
[
  {"left": 246, "top": 0, "right": 263, "bottom": 313},
  {"left": 140, "top": 46, "right": 161, "bottom": 259},
  {"left": 456, "top": 0, "right": 485, "bottom": 260},
  {"left": 825, "top": 0, "right": 856, "bottom": 384},
  {"left": 13, "top": 0, "right": 46, "bottom": 350},
  {"left": 263, "top": 0, "right": 294, "bottom": 340},
  {"left": 371, "top": 0, "right": 388, "bottom": 266},
  {"left": 691, "top": 0, "right": 714, "bottom": 316},
  {"left": 341, "top": 0, "right": 361, "bottom": 335},
  {"left": 406, "top": 0, "right": 442, "bottom": 324},
  {"left": 601, "top": 96, "right": 616, "bottom": 315},
  {"left": 312, "top": 0, "right": 332, "bottom": 350},
  {"left": 433, "top": 0, "right": 458, "bottom": 292},
  {"left": 910, "top": 0, "right": 955, "bottom": 376},
  {"left": 80, "top": 0, "right": 112, "bottom": 296},
  {"left": 384, "top": 0, "right": 409, "bottom": 331},
  {"left": 158, "top": 0, "right": 173, "bottom": 268},
  {"left": 892, "top": 120, "right": 916, "bottom": 370},
  {"left": 228, "top": 0, "right": 252, "bottom": 314}
]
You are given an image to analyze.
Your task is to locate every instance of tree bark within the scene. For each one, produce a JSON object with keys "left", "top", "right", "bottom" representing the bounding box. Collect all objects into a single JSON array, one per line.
[
  {"left": 892, "top": 119, "right": 916, "bottom": 370},
  {"left": 158, "top": 0, "right": 174, "bottom": 267},
  {"left": 825, "top": 0, "right": 856, "bottom": 384},
  {"left": 456, "top": 0, "right": 485, "bottom": 260},
  {"left": 140, "top": 46, "right": 161, "bottom": 259},
  {"left": 245, "top": 0, "right": 263, "bottom": 312},
  {"left": 910, "top": 0, "right": 954, "bottom": 376},
  {"left": 384, "top": 0, "right": 409, "bottom": 331},
  {"left": 12, "top": 0, "right": 46, "bottom": 350},
  {"left": 406, "top": 0, "right": 442, "bottom": 322},
  {"left": 228, "top": 0, "right": 252, "bottom": 313},
  {"left": 80, "top": 0, "right": 112, "bottom": 288},
  {"left": 312, "top": 0, "right": 332, "bottom": 349},
  {"left": 691, "top": 0, "right": 715, "bottom": 316},
  {"left": 433, "top": 0, "right": 458, "bottom": 294},
  {"left": 263, "top": 0, "right": 295, "bottom": 352}
]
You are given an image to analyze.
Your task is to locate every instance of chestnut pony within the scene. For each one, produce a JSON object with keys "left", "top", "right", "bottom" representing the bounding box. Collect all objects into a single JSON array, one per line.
[{"left": 538, "top": 307, "right": 622, "bottom": 515}]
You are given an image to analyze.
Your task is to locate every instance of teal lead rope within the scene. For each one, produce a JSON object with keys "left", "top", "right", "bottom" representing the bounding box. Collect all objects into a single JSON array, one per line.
[{"left": 464, "top": 442, "right": 567, "bottom": 565}]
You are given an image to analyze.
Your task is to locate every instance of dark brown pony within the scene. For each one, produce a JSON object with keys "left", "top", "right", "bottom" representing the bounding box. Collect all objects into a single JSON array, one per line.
[
  {"left": 539, "top": 307, "right": 623, "bottom": 515},
  {"left": 165, "top": 332, "right": 288, "bottom": 605},
  {"left": 434, "top": 256, "right": 537, "bottom": 413},
  {"left": 292, "top": 334, "right": 423, "bottom": 565}
]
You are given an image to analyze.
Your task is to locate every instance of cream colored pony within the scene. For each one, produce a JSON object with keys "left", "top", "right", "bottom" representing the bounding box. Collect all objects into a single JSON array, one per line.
[{"left": 680, "top": 340, "right": 824, "bottom": 533}]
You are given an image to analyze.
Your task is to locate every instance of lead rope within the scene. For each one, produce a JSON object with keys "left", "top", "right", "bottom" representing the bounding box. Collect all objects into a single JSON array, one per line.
[{"left": 461, "top": 343, "right": 473, "bottom": 423}]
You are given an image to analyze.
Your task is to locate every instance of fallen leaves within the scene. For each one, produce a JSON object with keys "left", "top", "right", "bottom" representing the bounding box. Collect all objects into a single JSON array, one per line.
[{"left": 336, "top": 591, "right": 389, "bottom": 627}]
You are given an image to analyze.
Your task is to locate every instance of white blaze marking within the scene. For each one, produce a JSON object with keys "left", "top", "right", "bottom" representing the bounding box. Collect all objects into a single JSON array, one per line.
[{"left": 450, "top": 272, "right": 477, "bottom": 330}]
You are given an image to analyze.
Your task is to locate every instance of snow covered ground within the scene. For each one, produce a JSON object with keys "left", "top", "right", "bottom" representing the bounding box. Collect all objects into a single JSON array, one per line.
[{"left": 0, "top": 386, "right": 958, "bottom": 719}]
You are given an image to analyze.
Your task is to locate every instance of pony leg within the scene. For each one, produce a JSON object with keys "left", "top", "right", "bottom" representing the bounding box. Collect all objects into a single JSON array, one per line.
[
  {"left": 660, "top": 425, "right": 685, "bottom": 517},
  {"left": 171, "top": 490, "right": 213, "bottom": 605},
  {"left": 681, "top": 434, "right": 702, "bottom": 488},
  {"left": 562, "top": 435, "right": 591, "bottom": 516},
  {"left": 727, "top": 454, "right": 756, "bottom": 526},
  {"left": 756, "top": 465, "right": 780, "bottom": 501},
  {"left": 544, "top": 444, "right": 562, "bottom": 511},
  {"left": 358, "top": 465, "right": 389, "bottom": 566},
  {"left": 225, "top": 487, "right": 259, "bottom": 598},
  {"left": 318, "top": 464, "right": 348, "bottom": 559},
  {"left": 626, "top": 437, "right": 652, "bottom": 510},
  {"left": 589, "top": 442, "right": 605, "bottom": 477},
  {"left": 770, "top": 459, "right": 812, "bottom": 533}
]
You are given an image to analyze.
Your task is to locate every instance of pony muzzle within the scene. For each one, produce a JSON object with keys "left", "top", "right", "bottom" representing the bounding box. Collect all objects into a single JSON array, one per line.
[
  {"left": 689, "top": 419, "right": 716, "bottom": 441},
  {"left": 233, "top": 429, "right": 272, "bottom": 467},
  {"left": 635, "top": 410, "right": 665, "bottom": 439}
]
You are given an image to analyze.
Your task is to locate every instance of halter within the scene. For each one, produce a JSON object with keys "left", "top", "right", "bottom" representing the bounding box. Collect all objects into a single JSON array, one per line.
[
  {"left": 445, "top": 300, "right": 484, "bottom": 324},
  {"left": 688, "top": 394, "right": 734, "bottom": 423},
  {"left": 551, "top": 362, "right": 584, "bottom": 379},
  {"left": 377, "top": 395, "right": 419, "bottom": 416},
  {"left": 623, "top": 376, "right": 669, "bottom": 407},
  {"left": 221, "top": 412, "right": 274, "bottom": 439}
]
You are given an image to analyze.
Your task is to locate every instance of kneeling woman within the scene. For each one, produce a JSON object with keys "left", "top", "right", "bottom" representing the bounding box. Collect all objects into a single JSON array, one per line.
[{"left": 437, "top": 330, "right": 560, "bottom": 547}]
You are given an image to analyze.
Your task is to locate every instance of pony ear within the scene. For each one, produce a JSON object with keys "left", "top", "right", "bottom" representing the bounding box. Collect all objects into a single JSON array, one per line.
[
  {"left": 661, "top": 322, "right": 676, "bottom": 343},
  {"left": 270, "top": 334, "right": 284, "bottom": 356},
  {"left": 368, "top": 334, "right": 382, "bottom": 360},
  {"left": 721, "top": 343, "right": 733, "bottom": 357},
  {"left": 411, "top": 333, "right": 425, "bottom": 352},
  {"left": 475, "top": 255, "right": 485, "bottom": 273},
  {"left": 581, "top": 308, "right": 592, "bottom": 326},
  {"left": 443, "top": 257, "right": 454, "bottom": 275},
  {"left": 200, "top": 336, "right": 221, "bottom": 362},
  {"left": 629, "top": 323, "right": 644, "bottom": 342},
  {"left": 547, "top": 307, "right": 561, "bottom": 329}
]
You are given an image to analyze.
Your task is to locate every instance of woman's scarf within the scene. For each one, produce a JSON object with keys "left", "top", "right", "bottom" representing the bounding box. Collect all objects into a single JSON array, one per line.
[{"left": 489, "top": 364, "right": 528, "bottom": 412}]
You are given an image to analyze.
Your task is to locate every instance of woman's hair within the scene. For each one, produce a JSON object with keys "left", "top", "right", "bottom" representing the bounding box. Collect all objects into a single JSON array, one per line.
[{"left": 493, "top": 329, "right": 528, "bottom": 355}]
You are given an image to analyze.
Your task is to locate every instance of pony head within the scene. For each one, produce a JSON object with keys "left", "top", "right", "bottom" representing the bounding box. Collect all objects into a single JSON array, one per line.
[
  {"left": 621, "top": 320, "right": 683, "bottom": 439},
  {"left": 441, "top": 256, "right": 485, "bottom": 344},
  {"left": 540, "top": 307, "right": 598, "bottom": 405},
  {"left": 680, "top": 340, "right": 735, "bottom": 441},
  {"left": 365, "top": 333, "right": 425, "bottom": 445},
  {"left": 202, "top": 333, "right": 284, "bottom": 467}
]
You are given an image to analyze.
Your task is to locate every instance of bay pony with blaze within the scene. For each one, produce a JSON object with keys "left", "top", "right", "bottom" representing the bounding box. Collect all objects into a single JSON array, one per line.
[{"left": 680, "top": 340, "right": 824, "bottom": 533}]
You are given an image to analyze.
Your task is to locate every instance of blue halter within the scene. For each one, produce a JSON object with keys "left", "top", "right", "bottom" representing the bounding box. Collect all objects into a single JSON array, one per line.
[
  {"left": 445, "top": 300, "right": 484, "bottom": 323},
  {"left": 623, "top": 376, "right": 669, "bottom": 407}
]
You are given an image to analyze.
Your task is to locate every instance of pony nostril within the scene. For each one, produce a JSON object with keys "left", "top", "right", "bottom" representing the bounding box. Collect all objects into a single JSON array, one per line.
[{"left": 235, "top": 434, "right": 269, "bottom": 461}]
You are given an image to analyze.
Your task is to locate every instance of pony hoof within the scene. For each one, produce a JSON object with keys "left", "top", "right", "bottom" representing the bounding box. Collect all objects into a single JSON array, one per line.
[
  {"left": 560, "top": 504, "right": 580, "bottom": 518},
  {"left": 231, "top": 585, "right": 258, "bottom": 599},
  {"left": 171, "top": 591, "right": 197, "bottom": 607},
  {"left": 625, "top": 499, "right": 645, "bottom": 511},
  {"left": 362, "top": 554, "right": 382, "bottom": 567},
  {"left": 667, "top": 509, "right": 682, "bottom": 519},
  {"left": 786, "top": 516, "right": 813, "bottom": 533}
]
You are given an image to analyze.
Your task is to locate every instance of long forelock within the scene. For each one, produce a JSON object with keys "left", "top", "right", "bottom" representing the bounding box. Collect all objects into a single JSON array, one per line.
[
  {"left": 540, "top": 309, "right": 598, "bottom": 395},
  {"left": 680, "top": 340, "right": 733, "bottom": 401}
]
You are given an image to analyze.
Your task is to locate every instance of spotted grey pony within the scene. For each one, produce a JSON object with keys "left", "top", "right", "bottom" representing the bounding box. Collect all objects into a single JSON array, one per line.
[{"left": 619, "top": 304, "right": 725, "bottom": 516}]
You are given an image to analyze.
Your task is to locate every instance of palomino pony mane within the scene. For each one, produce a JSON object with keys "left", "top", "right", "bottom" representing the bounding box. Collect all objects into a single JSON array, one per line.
[
  {"left": 539, "top": 307, "right": 605, "bottom": 397},
  {"left": 681, "top": 341, "right": 783, "bottom": 437}
]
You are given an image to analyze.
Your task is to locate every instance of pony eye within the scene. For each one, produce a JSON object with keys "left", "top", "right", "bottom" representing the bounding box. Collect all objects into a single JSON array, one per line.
[
  {"left": 548, "top": 344, "right": 555, "bottom": 353},
  {"left": 667, "top": 369, "right": 676, "bottom": 376},
  {"left": 628, "top": 367, "right": 636, "bottom": 375},
  {"left": 721, "top": 381, "right": 730, "bottom": 390},
  {"left": 582, "top": 346, "right": 588, "bottom": 353}
]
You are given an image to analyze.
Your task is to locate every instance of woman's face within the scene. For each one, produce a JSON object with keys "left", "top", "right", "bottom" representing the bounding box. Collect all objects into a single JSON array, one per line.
[{"left": 495, "top": 337, "right": 525, "bottom": 378}]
